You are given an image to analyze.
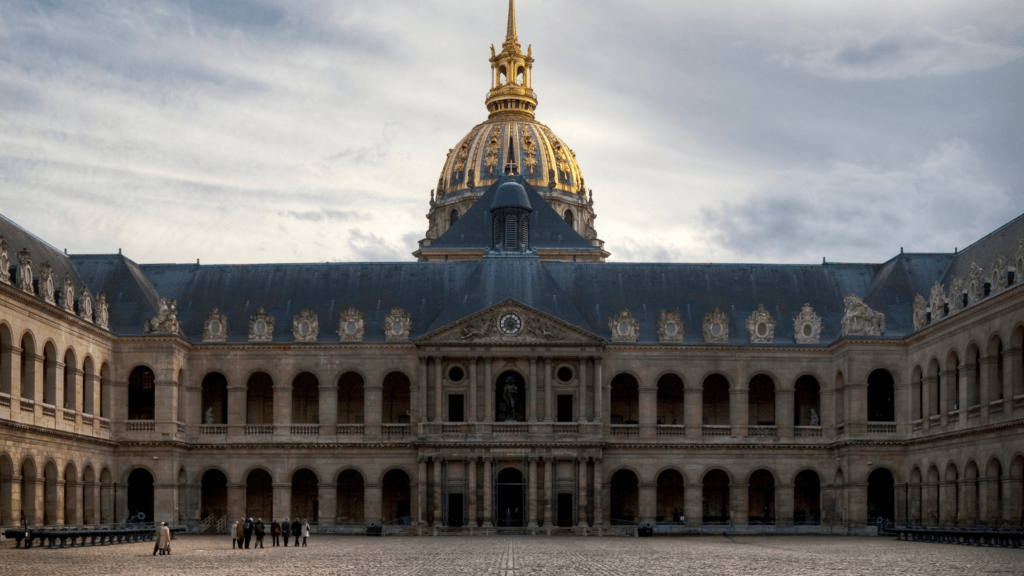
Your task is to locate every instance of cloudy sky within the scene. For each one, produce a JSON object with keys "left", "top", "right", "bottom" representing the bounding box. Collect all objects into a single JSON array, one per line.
[{"left": 1, "top": 0, "right": 1021, "bottom": 265}]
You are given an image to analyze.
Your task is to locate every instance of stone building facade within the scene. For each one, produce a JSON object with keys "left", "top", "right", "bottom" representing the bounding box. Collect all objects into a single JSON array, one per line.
[{"left": 0, "top": 1, "right": 1022, "bottom": 535}]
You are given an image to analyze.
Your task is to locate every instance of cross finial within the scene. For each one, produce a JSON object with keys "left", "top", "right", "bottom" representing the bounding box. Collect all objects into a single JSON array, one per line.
[{"left": 507, "top": 0, "right": 517, "bottom": 41}]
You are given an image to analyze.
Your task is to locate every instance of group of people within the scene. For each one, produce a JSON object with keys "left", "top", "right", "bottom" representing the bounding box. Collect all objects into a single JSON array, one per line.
[{"left": 232, "top": 517, "right": 310, "bottom": 549}]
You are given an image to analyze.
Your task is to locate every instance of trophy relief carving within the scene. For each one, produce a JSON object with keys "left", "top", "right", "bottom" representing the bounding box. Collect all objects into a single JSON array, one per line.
[
  {"left": 745, "top": 305, "right": 776, "bottom": 344},
  {"left": 95, "top": 293, "right": 109, "bottom": 330},
  {"left": 702, "top": 308, "right": 730, "bottom": 344},
  {"left": 991, "top": 255, "right": 1008, "bottom": 293},
  {"left": 203, "top": 308, "right": 228, "bottom": 342},
  {"left": 948, "top": 277, "right": 964, "bottom": 314},
  {"left": 793, "top": 303, "right": 822, "bottom": 344},
  {"left": 524, "top": 317, "right": 562, "bottom": 341},
  {"left": 61, "top": 275, "right": 75, "bottom": 313},
  {"left": 459, "top": 312, "right": 499, "bottom": 341},
  {"left": 385, "top": 307, "right": 412, "bottom": 342},
  {"left": 840, "top": 294, "right": 884, "bottom": 337},
  {"left": 967, "top": 263, "right": 984, "bottom": 305},
  {"left": 144, "top": 297, "right": 180, "bottom": 335},
  {"left": 658, "top": 310, "right": 684, "bottom": 343},
  {"left": 912, "top": 294, "right": 928, "bottom": 331},
  {"left": 1016, "top": 235, "right": 1024, "bottom": 282},
  {"left": 17, "top": 248, "right": 33, "bottom": 294},
  {"left": 79, "top": 287, "right": 93, "bottom": 322},
  {"left": 337, "top": 308, "right": 365, "bottom": 342},
  {"left": 929, "top": 282, "right": 946, "bottom": 324},
  {"left": 0, "top": 237, "right": 9, "bottom": 285},
  {"left": 608, "top": 308, "right": 640, "bottom": 343},
  {"left": 39, "top": 261, "right": 55, "bottom": 305},
  {"left": 292, "top": 309, "right": 319, "bottom": 342},
  {"left": 248, "top": 308, "right": 275, "bottom": 342}
]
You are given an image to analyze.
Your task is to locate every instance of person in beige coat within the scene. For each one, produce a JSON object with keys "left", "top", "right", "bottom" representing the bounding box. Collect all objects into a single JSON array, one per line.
[
  {"left": 235, "top": 518, "right": 245, "bottom": 550},
  {"left": 153, "top": 522, "right": 171, "bottom": 555}
]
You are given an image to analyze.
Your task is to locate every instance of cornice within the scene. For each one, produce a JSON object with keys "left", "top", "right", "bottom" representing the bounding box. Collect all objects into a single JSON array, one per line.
[
  {"left": 0, "top": 419, "right": 118, "bottom": 448},
  {"left": 0, "top": 281, "right": 116, "bottom": 342},
  {"left": 904, "top": 281, "right": 1024, "bottom": 346}
]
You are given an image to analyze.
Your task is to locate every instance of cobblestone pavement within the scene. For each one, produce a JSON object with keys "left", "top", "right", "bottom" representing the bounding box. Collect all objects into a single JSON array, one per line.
[{"left": 2, "top": 535, "right": 1022, "bottom": 576}]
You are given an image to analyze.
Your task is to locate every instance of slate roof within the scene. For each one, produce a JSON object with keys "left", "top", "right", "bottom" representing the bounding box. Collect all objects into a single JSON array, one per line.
[
  {"left": 942, "top": 213, "right": 1024, "bottom": 284},
  {"left": 0, "top": 212, "right": 85, "bottom": 303}
]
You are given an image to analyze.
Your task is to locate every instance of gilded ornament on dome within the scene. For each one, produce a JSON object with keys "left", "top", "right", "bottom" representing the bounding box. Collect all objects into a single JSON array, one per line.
[
  {"left": 452, "top": 140, "right": 470, "bottom": 174},
  {"left": 484, "top": 127, "right": 503, "bottom": 170},
  {"left": 520, "top": 127, "right": 538, "bottom": 170}
]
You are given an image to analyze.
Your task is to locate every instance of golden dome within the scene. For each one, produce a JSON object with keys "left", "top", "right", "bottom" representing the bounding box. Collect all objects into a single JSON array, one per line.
[{"left": 435, "top": 0, "right": 586, "bottom": 200}]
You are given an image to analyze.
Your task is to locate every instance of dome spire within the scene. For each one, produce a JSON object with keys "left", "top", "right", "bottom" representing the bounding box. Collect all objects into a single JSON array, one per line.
[{"left": 487, "top": 0, "right": 536, "bottom": 118}]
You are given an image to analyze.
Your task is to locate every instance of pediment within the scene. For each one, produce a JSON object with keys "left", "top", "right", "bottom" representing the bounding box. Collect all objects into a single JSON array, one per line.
[{"left": 417, "top": 299, "right": 603, "bottom": 345}]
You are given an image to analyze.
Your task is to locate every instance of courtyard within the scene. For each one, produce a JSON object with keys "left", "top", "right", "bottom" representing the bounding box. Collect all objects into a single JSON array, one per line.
[{"left": 2, "top": 535, "right": 1022, "bottom": 575}]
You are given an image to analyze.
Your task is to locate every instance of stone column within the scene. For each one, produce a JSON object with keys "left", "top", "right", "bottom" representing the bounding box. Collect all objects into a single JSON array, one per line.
[
  {"left": 418, "top": 357, "right": 427, "bottom": 424},
  {"left": 417, "top": 457, "right": 427, "bottom": 526},
  {"left": 54, "top": 479, "right": 65, "bottom": 525},
  {"left": 8, "top": 474, "right": 22, "bottom": 526},
  {"left": 592, "top": 458, "right": 603, "bottom": 526},
  {"left": 227, "top": 385, "right": 246, "bottom": 437},
  {"left": 846, "top": 383, "right": 868, "bottom": 435},
  {"left": 319, "top": 482, "right": 336, "bottom": 527},
  {"left": 434, "top": 357, "right": 443, "bottom": 423},
  {"left": 319, "top": 382, "right": 338, "bottom": 436},
  {"left": 527, "top": 457, "right": 538, "bottom": 527},
  {"left": 482, "top": 458, "right": 493, "bottom": 527},
  {"left": 528, "top": 358, "right": 538, "bottom": 423},
  {"left": 730, "top": 386, "right": 749, "bottom": 438},
  {"left": 467, "top": 457, "right": 477, "bottom": 527},
  {"left": 776, "top": 389, "right": 794, "bottom": 439},
  {"left": 638, "top": 482, "right": 656, "bottom": 525},
  {"left": 227, "top": 483, "right": 246, "bottom": 522},
  {"left": 484, "top": 359, "right": 494, "bottom": 423},
  {"left": 577, "top": 457, "right": 588, "bottom": 527},
  {"left": 638, "top": 384, "right": 657, "bottom": 439},
  {"left": 1002, "top": 347, "right": 1016, "bottom": 414},
  {"left": 544, "top": 357, "right": 553, "bottom": 422},
  {"left": 895, "top": 379, "right": 911, "bottom": 435},
  {"left": 543, "top": 457, "right": 553, "bottom": 527},
  {"left": 923, "top": 480, "right": 938, "bottom": 524},
  {"left": 272, "top": 483, "right": 290, "bottom": 523},
  {"left": 848, "top": 482, "right": 867, "bottom": 528},
  {"left": 594, "top": 359, "right": 603, "bottom": 426},
  {"left": 957, "top": 364, "right": 970, "bottom": 428},
  {"left": 895, "top": 483, "right": 908, "bottom": 525},
  {"left": 155, "top": 379, "right": 176, "bottom": 434},
  {"left": 7, "top": 347, "right": 22, "bottom": 417},
  {"left": 776, "top": 483, "right": 794, "bottom": 527},
  {"left": 729, "top": 484, "right": 748, "bottom": 526},
  {"left": 468, "top": 358, "right": 478, "bottom": 423},
  {"left": 922, "top": 375, "right": 935, "bottom": 431},
  {"left": 938, "top": 371, "right": 954, "bottom": 426},
  {"left": 958, "top": 479, "right": 974, "bottom": 525},
  {"left": 684, "top": 482, "right": 702, "bottom": 527},
  {"left": 272, "top": 384, "right": 291, "bottom": 436},
  {"left": 364, "top": 383, "right": 382, "bottom": 440},
  {"left": 578, "top": 358, "right": 588, "bottom": 422},
  {"left": 1001, "top": 474, "right": 1017, "bottom": 525},
  {"left": 940, "top": 480, "right": 957, "bottom": 525},
  {"left": 684, "top": 387, "right": 702, "bottom": 439},
  {"left": 433, "top": 458, "right": 443, "bottom": 525},
  {"left": 364, "top": 483, "right": 382, "bottom": 526},
  {"left": 909, "top": 483, "right": 922, "bottom": 524}
]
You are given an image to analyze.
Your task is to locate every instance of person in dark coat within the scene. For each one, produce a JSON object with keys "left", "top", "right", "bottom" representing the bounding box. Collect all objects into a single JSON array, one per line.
[
  {"left": 270, "top": 520, "right": 281, "bottom": 547},
  {"left": 243, "top": 517, "right": 254, "bottom": 549},
  {"left": 281, "top": 517, "right": 289, "bottom": 546},
  {"left": 234, "top": 518, "right": 245, "bottom": 550},
  {"left": 290, "top": 518, "right": 301, "bottom": 547},
  {"left": 254, "top": 518, "right": 265, "bottom": 548}
]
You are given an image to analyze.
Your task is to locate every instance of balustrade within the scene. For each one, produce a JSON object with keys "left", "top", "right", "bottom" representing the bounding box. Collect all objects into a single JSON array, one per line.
[
  {"left": 382, "top": 424, "right": 409, "bottom": 439},
  {"left": 794, "top": 426, "right": 822, "bottom": 438},
  {"left": 912, "top": 420, "right": 923, "bottom": 431},
  {"left": 336, "top": 424, "right": 364, "bottom": 436},
  {"left": 702, "top": 425, "right": 730, "bottom": 437},
  {"left": 245, "top": 424, "right": 273, "bottom": 436},
  {"left": 125, "top": 420, "right": 155, "bottom": 433},
  {"left": 656, "top": 424, "right": 686, "bottom": 437},
  {"left": 200, "top": 425, "right": 228, "bottom": 436},
  {"left": 20, "top": 400, "right": 34, "bottom": 413},
  {"left": 63, "top": 410, "right": 76, "bottom": 422},
  {"left": 867, "top": 422, "right": 897, "bottom": 434},
  {"left": 749, "top": 425, "right": 777, "bottom": 438},
  {"left": 1014, "top": 395, "right": 1024, "bottom": 410},
  {"left": 0, "top": 393, "right": 9, "bottom": 408},
  {"left": 82, "top": 414, "right": 94, "bottom": 426},
  {"left": 42, "top": 404, "right": 56, "bottom": 418},
  {"left": 493, "top": 423, "right": 528, "bottom": 435},
  {"left": 99, "top": 418, "right": 110, "bottom": 430},
  {"left": 552, "top": 423, "right": 578, "bottom": 435},
  {"left": 291, "top": 424, "right": 319, "bottom": 436},
  {"left": 610, "top": 424, "right": 638, "bottom": 437}
]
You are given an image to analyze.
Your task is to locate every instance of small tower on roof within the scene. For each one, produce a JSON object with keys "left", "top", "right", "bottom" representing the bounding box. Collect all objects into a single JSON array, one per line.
[{"left": 486, "top": 0, "right": 536, "bottom": 118}]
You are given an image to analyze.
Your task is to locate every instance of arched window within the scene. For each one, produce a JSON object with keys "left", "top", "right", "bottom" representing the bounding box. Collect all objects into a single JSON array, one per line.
[
  {"left": 702, "top": 374, "right": 730, "bottom": 426},
  {"left": 610, "top": 374, "right": 639, "bottom": 424},
  {"left": 63, "top": 349, "right": 76, "bottom": 410},
  {"left": 20, "top": 334, "right": 35, "bottom": 400},
  {"left": 449, "top": 210, "right": 459, "bottom": 227},
  {"left": 201, "top": 373, "right": 228, "bottom": 424},
  {"left": 292, "top": 372, "right": 319, "bottom": 424},
  {"left": 748, "top": 375, "right": 775, "bottom": 426},
  {"left": 0, "top": 324, "right": 11, "bottom": 396},
  {"left": 246, "top": 372, "right": 273, "bottom": 424},
  {"left": 867, "top": 369, "right": 895, "bottom": 422},
  {"left": 563, "top": 210, "right": 574, "bottom": 227},
  {"left": 793, "top": 376, "right": 820, "bottom": 426},
  {"left": 127, "top": 366, "right": 156, "bottom": 420},
  {"left": 42, "top": 343, "right": 56, "bottom": 406},
  {"left": 337, "top": 372, "right": 364, "bottom": 424}
]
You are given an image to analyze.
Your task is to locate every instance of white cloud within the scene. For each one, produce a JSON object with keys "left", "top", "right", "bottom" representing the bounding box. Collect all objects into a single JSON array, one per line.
[
  {"left": 779, "top": 25, "right": 1023, "bottom": 80},
  {"left": 701, "top": 140, "right": 1013, "bottom": 263}
]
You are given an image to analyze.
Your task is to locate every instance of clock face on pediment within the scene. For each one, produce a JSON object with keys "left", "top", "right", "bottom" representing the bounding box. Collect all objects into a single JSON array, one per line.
[{"left": 416, "top": 300, "right": 602, "bottom": 345}]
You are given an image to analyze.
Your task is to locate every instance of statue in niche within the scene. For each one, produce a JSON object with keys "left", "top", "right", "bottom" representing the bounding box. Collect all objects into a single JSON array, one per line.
[
  {"left": 96, "top": 293, "right": 109, "bottom": 329},
  {"left": 61, "top": 275, "right": 75, "bottom": 313},
  {"left": 810, "top": 409, "right": 820, "bottom": 427},
  {"left": 79, "top": 287, "right": 93, "bottom": 322},
  {"left": 841, "top": 294, "right": 885, "bottom": 337},
  {"left": 502, "top": 376, "right": 519, "bottom": 422},
  {"left": 40, "top": 262, "right": 55, "bottom": 304},
  {"left": 204, "top": 407, "right": 215, "bottom": 425},
  {"left": 17, "top": 248, "right": 32, "bottom": 293},
  {"left": 0, "top": 237, "right": 9, "bottom": 284}
]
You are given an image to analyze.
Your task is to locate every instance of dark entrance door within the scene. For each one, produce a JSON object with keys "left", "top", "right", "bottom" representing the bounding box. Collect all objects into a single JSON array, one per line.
[
  {"left": 447, "top": 493, "right": 464, "bottom": 526},
  {"left": 557, "top": 493, "right": 574, "bottom": 527},
  {"left": 495, "top": 468, "right": 525, "bottom": 527}
]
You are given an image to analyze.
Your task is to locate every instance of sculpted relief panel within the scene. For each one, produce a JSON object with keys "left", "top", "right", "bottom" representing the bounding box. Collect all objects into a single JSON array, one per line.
[
  {"left": 608, "top": 308, "right": 640, "bottom": 343},
  {"left": 249, "top": 308, "right": 275, "bottom": 342},
  {"left": 658, "top": 310, "right": 684, "bottom": 343},
  {"left": 703, "top": 308, "right": 729, "bottom": 344},
  {"left": 337, "top": 308, "right": 365, "bottom": 342},
  {"left": 793, "top": 303, "right": 822, "bottom": 344},
  {"left": 79, "top": 287, "right": 93, "bottom": 322},
  {"left": 203, "top": 308, "right": 228, "bottom": 343},
  {"left": 913, "top": 294, "right": 927, "bottom": 331},
  {"left": 967, "top": 263, "right": 984, "bottom": 305},
  {"left": 61, "top": 275, "right": 75, "bottom": 313},
  {"left": 929, "top": 282, "right": 945, "bottom": 324},
  {"left": 17, "top": 248, "right": 32, "bottom": 294},
  {"left": 991, "top": 255, "right": 1008, "bottom": 293},
  {"left": 292, "top": 309, "right": 319, "bottom": 342},
  {"left": 841, "top": 294, "right": 884, "bottom": 337},
  {"left": 745, "top": 304, "right": 776, "bottom": 344},
  {"left": 948, "top": 276, "right": 964, "bottom": 314},
  {"left": 385, "top": 307, "right": 412, "bottom": 342},
  {"left": 145, "top": 297, "right": 180, "bottom": 335},
  {"left": 95, "top": 294, "right": 109, "bottom": 330},
  {"left": 0, "top": 237, "right": 9, "bottom": 285},
  {"left": 40, "top": 261, "right": 55, "bottom": 305}
]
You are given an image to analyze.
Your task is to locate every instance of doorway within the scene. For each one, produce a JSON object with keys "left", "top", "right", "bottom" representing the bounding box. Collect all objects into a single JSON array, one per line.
[
  {"left": 557, "top": 493, "right": 574, "bottom": 527},
  {"left": 495, "top": 468, "right": 525, "bottom": 527},
  {"left": 447, "top": 493, "right": 464, "bottom": 526}
]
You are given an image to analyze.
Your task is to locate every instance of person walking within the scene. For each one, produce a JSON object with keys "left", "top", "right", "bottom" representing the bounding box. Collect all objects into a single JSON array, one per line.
[
  {"left": 301, "top": 519, "right": 310, "bottom": 547},
  {"left": 270, "top": 519, "right": 281, "bottom": 547},
  {"left": 281, "top": 517, "right": 289, "bottom": 546},
  {"left": 254, "top": 518, "right": 265, "bottom": 548},
  {"left": 235, "top": 518, "right": 245, "bottom": 550},
  {"left": 153, "top": 522, "right": 171, "bottom": 556},
  {"left": 243, "top": 517, "right": 254, "bottom": 549},
  {"left": 231, "top": 519, "right": 239, "bottom": 549},
  {"left": 290, "top": 518, "right": 301, "bottom": 547}
]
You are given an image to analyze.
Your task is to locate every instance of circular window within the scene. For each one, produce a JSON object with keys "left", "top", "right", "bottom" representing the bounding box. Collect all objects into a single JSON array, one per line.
[
  {"left": 557, "top": 366, "right": 573, "bottom": 382},
  {"left": 448, "top": 366, "right": 465, "bottom": 382}
]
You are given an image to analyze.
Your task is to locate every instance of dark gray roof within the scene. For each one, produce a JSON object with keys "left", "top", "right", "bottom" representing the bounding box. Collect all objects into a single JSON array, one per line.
[
  {"left": 69, "top": 254, "right": 165, "bottom": 335},
  {"left": 0, "top": 212, "right": 85, "bottom": 307},
  {"left": 491, "top": 182, "right": 532, "bottom": 211},
  {"left": 426, "top": 176, "right": 598, "bottom": 251},
  {"left": 943, "top": 213, "right": 1024, "bottom": 284}
]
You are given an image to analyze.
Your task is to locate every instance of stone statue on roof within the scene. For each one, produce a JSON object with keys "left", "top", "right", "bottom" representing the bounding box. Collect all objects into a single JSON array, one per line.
[
  {"left": 96, "top": 293, "right": 109, "bottom": 329},
  {"left": 841, "top": 294, "right": 884, "bottom": 337},
  {"left": 17, "top": 248, "right": 32, "bottom": 293},
  {"left": 0, "top": 237, "right": 9, "bottom": 285},
  {"left": 40, "top": 261, "right": 55, "bottom": 305}
]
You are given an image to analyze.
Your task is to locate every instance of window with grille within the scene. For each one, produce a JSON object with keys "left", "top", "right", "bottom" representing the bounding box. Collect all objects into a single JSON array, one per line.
[
  {"left": 505, "top": 215, "right": 517, "bottom": 249},
  {"left": 521, "top": 216, "right": 529, "bottom": 247},
  {"left": 493, "top": 217, "right": 502, "bottom": 248}
]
